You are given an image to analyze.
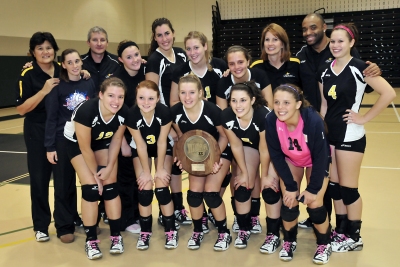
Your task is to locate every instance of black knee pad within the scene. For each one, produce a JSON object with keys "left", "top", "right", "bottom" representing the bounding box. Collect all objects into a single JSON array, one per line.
[
  {"left": 328, "top": 181, "right": 342, "bottom": 200},
  {"left": 234, "top": 186, "right": 251, "bottom": 203},
  {"left": 307, "top": 206, "right": 327, "bottom": 225},
  {"left": 204, "top": 192, "right": 223, "bottom": 209},
  {"left": 138, "top": 189, "right": 154, "bottom": 207},
  {"left": 281, "top": 204, "right": 299, "bottom": 222},
  {"left": 262, "top": 188, "right": 281, "bottom": 204},
  {"left": 221, "top": 173, "right": 232, "bottom": 188},
  {"left": 171, "top": 163, "right": 182, "bottom": 175},
  {"left": 187, "top": 190, "right": 203, "bottom": 208},
  {"left": 102, "top": 183, "right": 119, "bottom": 201},
  {"left": 155, "top": 187, "right": 172, "bottom": 205},
  {"left": 81, "top": 184, "right": 100, "bottom": 202},
  {"left": 340, "top": 186, "right": 360, "bottom": 205}
]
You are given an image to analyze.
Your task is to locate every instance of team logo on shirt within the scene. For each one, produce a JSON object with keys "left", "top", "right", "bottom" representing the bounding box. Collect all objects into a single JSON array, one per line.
[
  {"left": 325, "top": 58, "right": 334, "bottom": 63},
  {"left": 225, "top": 120, "right": 234, "bottom": 130},
  {"left": 283, "top": 72, "right": 295, "bottom": 78},
  {"left": 64, "top": 91, "right": 89, "bottom": 111},
  {"left": 136, "top": 119, "right": 144, "bottom": 129},
  {"left": 156, "top": 117, "right": 162, "bottom": 125},
  {"left": 105, "top": 73, "right": 113, "bottom": 79},
  {"left": 118, "top": 115, "right": 125, "bottom": 125},
  {"left": 204, "top": 115, "right": 214, "bottom": 126},
  {"left": 177, "top": 53, "right": 187, "bottom": 62},
  {"left": 92, "top": 116, "right": 99, "bottom": 127},
  {"left": 300, "top": 60, "right": 306, "bottom": 63},
  {"left": 253, "top": 123, "right": 260, "bottom": 132}
]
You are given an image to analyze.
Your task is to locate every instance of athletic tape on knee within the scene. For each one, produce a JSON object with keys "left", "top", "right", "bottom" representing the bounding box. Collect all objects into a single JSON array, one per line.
[
  {"left": 234, "top": 186, "right": 251, "bottom": 203},
  {"left": 262, "top": 188, "right": 281, "bottom": 204},
  {"left": 154, "top": 187, "right": 172, "bottom": 205},
  {"left": 187, "top": 190, "right": 203, "bottom": 208},
  {"left": 328, "top": 182, "right": 342, "bottom": 200},
  {"left": 81, "top": 184, "right": 100, "bottom": 202},
  {"left": 102, "top": 183, "right": 119, "bottom": 200},
  {"left": 204, "top": 192, "right": 222, "bottom": 209},
  {"left": 281, "top": 204, "right": 299, "bottom": 222},
  {"left": 307, "top": 206, "right": 327, "bottom": 225},
  {"left": 340, "top": 186, "right": 360, "bottom": 205},
  {"left": 138, "top": 189, "right": 154, "bottom": 206}
]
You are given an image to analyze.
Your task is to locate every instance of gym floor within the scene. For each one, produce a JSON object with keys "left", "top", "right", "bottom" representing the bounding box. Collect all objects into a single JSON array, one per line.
[{"left": 1, "top": 89, "right": 399, "bottom": 266}]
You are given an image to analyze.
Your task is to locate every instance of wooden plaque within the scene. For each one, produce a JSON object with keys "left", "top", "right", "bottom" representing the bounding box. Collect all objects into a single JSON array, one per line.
[{"left": 173, "top": 130, "right": 221, "bottom": 176}]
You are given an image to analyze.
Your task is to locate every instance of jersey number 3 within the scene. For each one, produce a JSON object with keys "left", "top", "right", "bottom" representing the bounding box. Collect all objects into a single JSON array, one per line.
[
  {"left": 288, "top": 137, "right": 302, "bottom": 151},
  {"left": 328, "top": 85, "right": 337, "bottom": 100},
  {"left": 146, "top": 135, "right": 156, "bottom": 144}
]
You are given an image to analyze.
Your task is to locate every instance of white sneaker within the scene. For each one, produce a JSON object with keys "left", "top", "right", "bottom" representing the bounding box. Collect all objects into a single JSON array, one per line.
[
  {"left": 232, "top": 216, "right": 239, "bottom": 233},
  {"left": 85, "top": 240, "right": 102, "bottom": 260},
  {"left": 279, "top": 240, "right": 297, "bottom": 262},
  {"left": 331, "top": 231, "right": 349, "bottom": 252},
  {"left": 259, "top": 233, "right": 280, "bottom": 254},
  {"left": 345, "top": 236, "right": 363, "bottom": 251},
  {"left": 234, "top": 230, "right": 251, "bottom": 249},
  {"left": 109, "top": 235, "right": 124, "bottom": 254},
  {"left": 174, "top": 209, "right": 192, "bottom": 225},
  {"left": 125, "top": 220, "right": 141, "bottom": 234},
  {"left": 213, "top": 232, "right": 232, "bottom": 251},
  {"left": 35, "top": 231, "right": 50, "bottom": 242},
  {"left": 313, "top": 243, "right": 332, "bottom": 264},
  {"left": 250, "top": 216, "right": 262, "bottom": 234},
  {"left": 202, "top": 217, "right": 210, "bottom": 234},
  {"left": 187, "top": 232, "right": 204, "bottom": 250},
  {"left": 165, "top": 230, "right": 179, "bottom": 249},
  {"left": 136, "top": 232, "right": 152, "bottom": 250}
]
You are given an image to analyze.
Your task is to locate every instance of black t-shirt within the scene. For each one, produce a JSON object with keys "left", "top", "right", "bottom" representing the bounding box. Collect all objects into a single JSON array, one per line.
[
  {"left": 171, "top": 57, "right": 227, "bottom": 104},
  {"left": 64, "top": 98, "right": 128, "bottom": 145},
  {"left": 170, "top": 100, "right": 222, "bottom": 141},
  {"left": 318, "top": 58, "right": 367, "bottom": 143},
  {"left": 145, "top": 47, "right": 187, "bottom": 107},
  {"left": 126, "top": 102, "right": 172, "bottom": 151},
  {"left": 216, "top": 68, "right": 271, "bottom": 100},
  {"left": 250, "top": 58, "right": 300, "bottom": 90},
  {"left": 109, "top": 65, "right": 146, "bottom": 109},
  {"left": 221, "top": 106, "right": 269, "bottom": 150},
  {"left": 15, "top": 61, "right": 61, "bottom": 123}
]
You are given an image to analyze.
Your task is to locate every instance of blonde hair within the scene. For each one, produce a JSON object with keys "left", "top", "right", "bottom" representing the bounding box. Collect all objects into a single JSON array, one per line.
[{"left": 184, "top": 31, "right": 212, "bottom": 71}]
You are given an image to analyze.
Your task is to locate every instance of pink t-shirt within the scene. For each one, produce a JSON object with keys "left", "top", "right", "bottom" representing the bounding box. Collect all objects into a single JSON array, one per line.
[{"left": 276, "top": 116, "right": 312, "bottom": 167}]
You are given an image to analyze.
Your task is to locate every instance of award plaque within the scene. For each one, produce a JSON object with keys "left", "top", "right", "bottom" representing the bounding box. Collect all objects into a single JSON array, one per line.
[{"left": 173, "top": 130, "right": 221, "bottom": 176}]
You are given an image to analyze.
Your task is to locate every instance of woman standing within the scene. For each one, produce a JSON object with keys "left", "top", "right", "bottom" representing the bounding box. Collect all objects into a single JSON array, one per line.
[
  {"left": 146, "top": 17, "right": 191, "bottom": 227},
  {"left": 45, "top": 48, "right": 96, "bottom": 243},
  {"left": 126, "top": 80, "right": 178, "bottom": 250},
  {"left": 15, "top": 32, "right": 60, "bottom": 242},
  {"left": 172, "top": 74, "right": 232, "bottom": 251},
  {"left": 221, "top": 82, "right": 270, "bottom": 249},
  {"left": 318, "top": 23, "right": 396, "bottom": 253},
  {"left": 64, "top": 78, "right": 128, "bottom": 260},
  {"left": 266, "top": 84, "right": 332, "bottom": 264}
]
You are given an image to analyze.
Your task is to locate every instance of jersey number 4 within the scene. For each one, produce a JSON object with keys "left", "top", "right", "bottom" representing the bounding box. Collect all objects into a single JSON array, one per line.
[
  {"left": 328, "top": 85, "right": 337, "bottom": 100},
  {"left": 288, "top": 137, "right": 302, "bottom": 151}
]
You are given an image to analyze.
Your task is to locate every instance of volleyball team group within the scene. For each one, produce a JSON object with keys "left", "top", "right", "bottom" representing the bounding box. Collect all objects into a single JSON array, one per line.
[{"left": 15, "top": 13, "right": 396, "bottom": 265}]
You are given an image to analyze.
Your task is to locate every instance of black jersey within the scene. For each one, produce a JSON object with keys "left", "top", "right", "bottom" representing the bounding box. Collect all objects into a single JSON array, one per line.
[
  {"left": 15, "top": 61, "right": 61, "bottom": 123},
  {"left": 171, "top": 57, "right": 227, "bottom": 104},
  {"left": 221, "top": 106, "right": 270, "bottom": 150},
  {"left": 171, "top": 100, "right": 222, "bottom": 141},
  {"left": 126, "top": 102, "right": 172, "bottom": 151},
  {"left": 64, "top": 98, "right": 128, "bottom": 145},
  {"left": 45, "top": 78, "right": 96, "bottom": 151},
  {"left": 216, "top": 68, "right": 271, "bottom": 100},
  {"left": 145, "top": 47, "right": 187, "bottom": 107},
  {"left": 318, "top": 58, "right": 367, "bottom": 143},
  {"left": 81, "top": 50, "right": 121, "bottom": 92},
  {"left": 296, "top": 44, "right": 361, "bottom": 111},
  {"left": 109, "top": 65, "right": 146, "bottom": 108},
  {"left": 250, "top": 58, "right": 300, "bottom": 90}
]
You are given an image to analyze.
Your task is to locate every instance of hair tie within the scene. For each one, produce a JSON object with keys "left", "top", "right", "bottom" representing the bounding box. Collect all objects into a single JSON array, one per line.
[
  {"left": 333, "top": 25, "right": 354, "bottom": 40},
  {"left": 282, "top": 84, "right": 299, "bottom": 99},
  {"left": 117, "top": 41, "right": 139, "bottom": 57}
]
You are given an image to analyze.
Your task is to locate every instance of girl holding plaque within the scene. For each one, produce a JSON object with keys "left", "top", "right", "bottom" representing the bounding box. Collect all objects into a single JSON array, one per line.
[
  {"left": 221, "top": 81, "right": 270, "bottom": 249},
  {"left": 265, "top": 84, "right": 331, "bottom": 264},
  {"left": 126, "top": 80, "right": 178, "bottom": 250},
  {"left": 171, "top": 74, "right": 233, "bottom": 251}
]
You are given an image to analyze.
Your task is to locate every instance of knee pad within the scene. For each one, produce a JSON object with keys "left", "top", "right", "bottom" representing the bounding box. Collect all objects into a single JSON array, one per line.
[
  {"left": 204, "top": 192, "right": 223, "bottom": 209},
  {"left": 234, "top": 186, "right": 251, "bottom": 203},
  {"left": 81, "top": 184, "right": 100, "bottom": 202},
  {"left": 102, "top": 183, "right": 119, "bottom": 200},
  {"left": 328, "top": 182, "right": 342, "bottom": 200},
  {"left": 221, "top": 173, "right": 232, "bottom": 188},
  {"left": 155, "top": 187, "right": 172, "bottom": 205},
  {"left": 187, "top": 190, "right": 203, "bottom": 208},
  {"left": 171, "top": 163, "right": 182, "bottom": 175},
  {"left": 281, "top": 204, "right": 299, "bottom": 222},
  {"left": 138, "top": 189, "right": 154, "bottom": 207},
  {"left": 307, "top": 206, "right": 327, "bottom": 225},
  {"left": 340, "top": 186, "right": 360, "bottom": 205},
  {"left": 262, "top": 188, "right": 281, "bottom": 204}
]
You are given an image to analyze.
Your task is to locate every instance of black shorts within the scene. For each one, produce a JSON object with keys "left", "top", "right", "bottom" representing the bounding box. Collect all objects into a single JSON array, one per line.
[
  {"left": 131, "top": 143, "right": 173, "bottom": 158},
  {"left": 329, "top": 135, "right": 366, "bottom": 153},
  {"left": 67, "top": 139, "right": 111, "bottom": 159},
  {"left": 221, "top": 146, "right": 233, "bottom": 162}
]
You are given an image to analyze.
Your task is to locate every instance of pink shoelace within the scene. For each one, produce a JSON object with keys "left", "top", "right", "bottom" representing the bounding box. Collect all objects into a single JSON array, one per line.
[
  {"left": 192, "top": 232, "right": 201, "bottom": 239},
  {"left": 89, "top": 240, "right": 100, "bottom": 249},
  {"left": 316, "top": 244, "right": 328, "bottom": 255},
  {"left": 165, "top": 231, "right": 175, "bottom": 241},
  {"left": 282, "top": 241, "right": 292, "bottom": 252},
  {"left": 265, "top": 234, "right": 275, "bottom": 243},
  {"left": 110, "top": 236, "right": 120, "bottom": 245},
  {"left": 251, "top": 216, "right": 258, "bottom": 226},
  {"left": 140, "top": 232, "right": 151, "bottom": 241},
  {"left": 217, "top": 233, "right": 226, "bottom": 242}
]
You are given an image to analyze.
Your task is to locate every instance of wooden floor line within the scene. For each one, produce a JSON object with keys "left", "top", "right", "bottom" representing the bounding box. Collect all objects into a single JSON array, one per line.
[{"left": 0, "top": 151, "right": 27, "bottom": 154}]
